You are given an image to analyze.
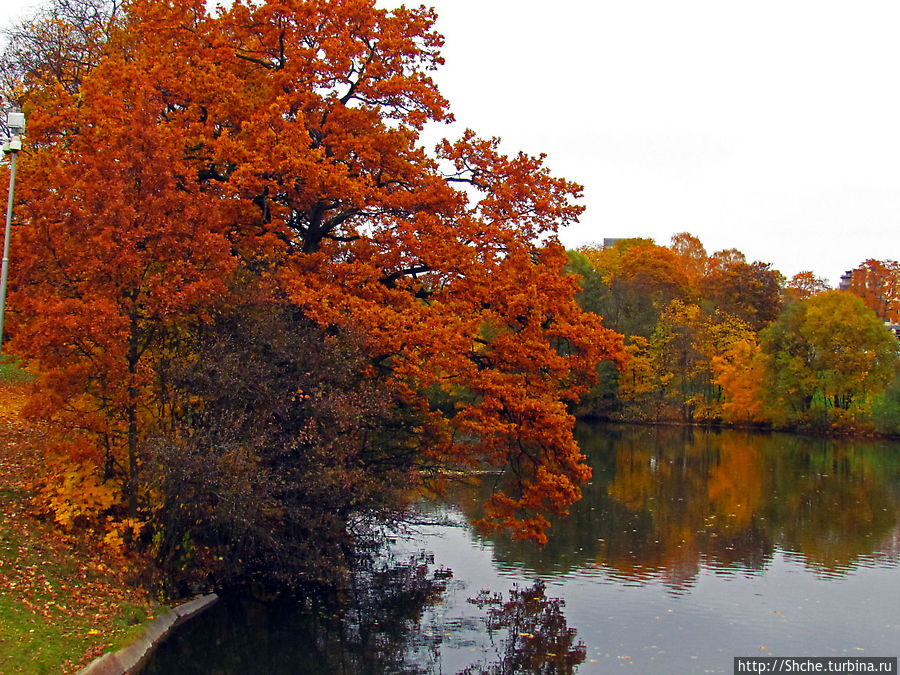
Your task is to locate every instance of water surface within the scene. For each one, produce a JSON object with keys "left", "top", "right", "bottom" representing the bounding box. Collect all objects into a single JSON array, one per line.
[{"left": 142, "top": 424, "right": 900, "bottom": 673}]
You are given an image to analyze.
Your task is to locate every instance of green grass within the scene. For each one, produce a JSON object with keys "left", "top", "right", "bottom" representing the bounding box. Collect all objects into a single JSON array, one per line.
[
  {"left": 0, "top": 512, "right": 157, "bottom": 673},
  {"left": 0, "top": 357, "right": 33, "bottom": 384},
  {"left": 0, "top": 378, "right": 159, "bottom": 674},
  {"left": 0, "top": 597, "right": 151, "bottom": 674}
]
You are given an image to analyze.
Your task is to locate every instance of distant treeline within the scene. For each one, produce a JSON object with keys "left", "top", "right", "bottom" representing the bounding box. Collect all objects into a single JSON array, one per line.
[{"left": 568, "top": 234, "right": 900, "bottom": 434}]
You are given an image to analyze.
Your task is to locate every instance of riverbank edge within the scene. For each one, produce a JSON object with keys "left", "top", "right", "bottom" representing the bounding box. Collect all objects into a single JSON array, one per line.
[
  {"left": 76, "top": 593, "right": 218, "bottom": 675},
  {"left": 584, "top": 415, "right": 900, "bottom": 440}
]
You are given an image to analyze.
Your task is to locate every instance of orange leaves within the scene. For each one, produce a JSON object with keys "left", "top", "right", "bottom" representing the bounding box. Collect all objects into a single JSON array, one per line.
[
  {"left": 786, "top": 271, "right": 830, "bottom": 301},
  {"left": 439, "top": 130, "right": 584, "bottom": 238},
  {"left": 712, "top": 338, "right": 767, "bottom": 425},
  {"left": 7, "top": 0, "right": 627, "bottom": 552},
  {"left": 478, "top": 467, "right": 587, "bottom": 544},
  {"left": 843, "top": 259, "right": 900, "bottom": 322}
]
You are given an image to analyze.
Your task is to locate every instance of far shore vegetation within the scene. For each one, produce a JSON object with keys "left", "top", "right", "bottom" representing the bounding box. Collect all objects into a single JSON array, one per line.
[{"left": 568, "top": 237, "right": 900, "bottom": 436}]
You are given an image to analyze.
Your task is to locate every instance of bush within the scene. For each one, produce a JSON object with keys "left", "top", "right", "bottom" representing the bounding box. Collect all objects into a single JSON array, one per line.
[
  {"left": 872, "top": 374, "right": 900, "bottom": 435},
  {"left": 144, "top": 304, "right": 420, "bottom": 594}
]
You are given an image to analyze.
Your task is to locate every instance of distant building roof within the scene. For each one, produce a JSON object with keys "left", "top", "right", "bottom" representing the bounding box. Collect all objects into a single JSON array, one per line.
[{"left": 839, "top": 270, "right": 853, "bottom": 291}]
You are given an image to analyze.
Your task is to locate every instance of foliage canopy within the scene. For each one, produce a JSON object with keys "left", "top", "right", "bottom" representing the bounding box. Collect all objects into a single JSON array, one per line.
[{"left": 4, "top": 0, "right": 624, "bottom": 586}]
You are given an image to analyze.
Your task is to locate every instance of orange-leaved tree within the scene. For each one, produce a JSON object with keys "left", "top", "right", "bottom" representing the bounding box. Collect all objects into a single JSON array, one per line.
[
  {"left": 668, "top": 231, "right": 708, "bottom": 288},
  {"left": 577, "top": 238, "right": 691, "bottom": 337},
  {"left": 843, "top": 259, "right": 900, "bottom": 323},
  {"left": 8, "top": 8, "right": 236, "bottom": 535},
  {"left": 8, "top": 0, "right": 623, "bottom": 560},
  {"left": 785, "top": 271, "right": 830, "bottom": 301}
]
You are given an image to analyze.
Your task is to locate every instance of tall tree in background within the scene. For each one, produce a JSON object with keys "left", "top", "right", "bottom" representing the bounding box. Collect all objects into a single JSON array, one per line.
[
  {"left": 578, "top": 239, "right": 691, "bottom": 337},
  {"left": 843, "top": 259, "right": 900, "bottom": 323},
  {"left": 669, "top": 231, "right": 707, "bottom": 287},
  {"left": 700, "top": 258, "right": 783, "bottom": 331},
  {"left": 6, "top": 0, "right": 623, "bottom": 564},
  {"left": 0, "top": 0, "right": 117, "bottom": 102},
  {"left": 760, "top": 291, "right": 898, "bottom": 425},
  {"left": 785, "top": 271, "right": 830, "bottom": 301}
]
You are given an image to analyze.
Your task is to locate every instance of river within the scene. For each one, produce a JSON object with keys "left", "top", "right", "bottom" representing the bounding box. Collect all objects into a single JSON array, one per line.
[{"left": 140, "top": 424, "right": 900, "bottom": 674}]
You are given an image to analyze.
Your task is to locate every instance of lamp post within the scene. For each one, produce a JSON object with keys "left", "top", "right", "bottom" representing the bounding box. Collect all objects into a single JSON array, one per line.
[{"left": 0, "top": 110, "right": 25, "bottom": 357}]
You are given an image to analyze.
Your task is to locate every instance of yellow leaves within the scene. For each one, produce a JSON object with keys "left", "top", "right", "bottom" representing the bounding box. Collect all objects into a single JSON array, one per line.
[
  {"left": 37, "top": 458, "right": 121, "bottom": 531},
  {"left": 712, "top": 338, "right": 767, "bottom": 425},
  {"left": 0, "top": 385, "right": 154, "bottom": 670},
  {"left": 102, "top": 518, "right": 144, "bottom": 554}
]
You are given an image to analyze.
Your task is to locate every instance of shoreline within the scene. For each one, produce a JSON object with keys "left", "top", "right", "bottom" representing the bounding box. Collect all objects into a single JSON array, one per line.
[{"left": 77, "top": 594, "right": 218, "bottom": 675}]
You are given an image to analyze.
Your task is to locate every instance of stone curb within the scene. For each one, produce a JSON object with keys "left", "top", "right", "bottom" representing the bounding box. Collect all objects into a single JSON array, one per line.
[{"left": 77, "top": 593, "right": 219, "bottom": 675}]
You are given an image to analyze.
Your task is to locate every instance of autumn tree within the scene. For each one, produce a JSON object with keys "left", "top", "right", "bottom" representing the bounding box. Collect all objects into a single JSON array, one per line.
[
  {"left": 10, "top": 38, "right": 236, "bottom": 521},
  {"left": 843, "top": 259, "right": 900, "bottom": 323},
  {"left": 785, "top": 271, "right": 830, "bottom": 301},
  {"left": 7, "top": 0, "right": 624, "bottom": 571},
  {"left": 614, "top": 336, "right": 661, "bottom": 421},
  {"left": 700, "top": 257, "right": 784, "bottom": 330},
  {"left": 760, "top": 291, "right": 898, "bottom": 427},
  {"left": 712, "top": 337, "right": 767, "bottom": 425},
  {"left": 648, "top": 300, "right": 705, "bottom": 421},
  {"left": 645, "top": 301, "right": 756, "bottom": 422},
  {"left": 668, "top": 231, "right": 707, "bottom": 287},
  {"left": 707, "top": 248, "right": 746, "bottom": 269},
  {"left": 577, "top": 239, "right": 691, "bottom": 337}
]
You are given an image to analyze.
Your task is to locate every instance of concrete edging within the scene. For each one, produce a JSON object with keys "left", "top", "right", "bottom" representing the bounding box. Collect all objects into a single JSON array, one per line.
[{"left": 77, "top": 593, "right": 219, "bottom": 675}]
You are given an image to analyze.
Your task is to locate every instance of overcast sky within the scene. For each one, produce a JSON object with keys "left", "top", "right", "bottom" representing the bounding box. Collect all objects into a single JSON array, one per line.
[
  {"left": 419, "top": 0, "right": 900, "bottom": 285},
  {"left": 2, "top": 0, "right": 897, "bottom": 285}
]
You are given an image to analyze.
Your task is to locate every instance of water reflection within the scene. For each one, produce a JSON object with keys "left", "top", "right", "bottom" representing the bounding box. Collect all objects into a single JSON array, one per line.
[
  {"left": 141, "top": 548, "right": 586, "bottom": 675},
  {"left": 140, "top": 425, "right": 900, "bottom": 674},
  {"left": 450, "top": 425, "right": 900, "bottom": 592},
  {"left": 141, "top": 551, "right": 451, "bottom": 675}
]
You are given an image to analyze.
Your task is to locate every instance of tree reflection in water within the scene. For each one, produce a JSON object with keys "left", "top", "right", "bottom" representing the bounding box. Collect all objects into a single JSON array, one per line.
[
  {"left": 462, "top": 581, "right": 586, "bottom": 675},
  {"left": 141, "top": 550, "right": 586, "bottom": 675},
  {"left": 448, "top": 424, "right": 900, "bottom": 592},
  {"left": 142, "top": 424, "right": 900, "bottom": 672}
]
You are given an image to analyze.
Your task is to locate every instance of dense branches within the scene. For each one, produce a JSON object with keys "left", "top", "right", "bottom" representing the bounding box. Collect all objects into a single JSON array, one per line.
[
  {"left": 0, "top": 0, "right": 117, "bottom": 104},
  {"left": 6, "top": 0, "right": 623, "bottom": 585},
  {"left": 147, "top": 306, "right": 419, "bottom": 592}
]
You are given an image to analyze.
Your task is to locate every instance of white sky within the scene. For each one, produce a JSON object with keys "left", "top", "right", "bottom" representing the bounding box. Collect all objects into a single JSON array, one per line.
[
  {"left": 0, "top": 0, "right": 43, "bottom": 25},
  {"left": 419, "top": 0, "right": 900, "bottom": 285},
  {"left": 2, "top": 0, "right": 898, "bottom": 285}
]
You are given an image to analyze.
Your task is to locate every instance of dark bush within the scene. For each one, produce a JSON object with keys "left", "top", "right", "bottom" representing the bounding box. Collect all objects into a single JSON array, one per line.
[{"left": 145, "top": 304, "right": 420, "bottom": 594}]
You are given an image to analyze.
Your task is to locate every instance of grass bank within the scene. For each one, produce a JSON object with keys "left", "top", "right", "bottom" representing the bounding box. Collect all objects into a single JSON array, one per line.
[{"left": 0, "top": 363, "right": 158, "bottom": 674}]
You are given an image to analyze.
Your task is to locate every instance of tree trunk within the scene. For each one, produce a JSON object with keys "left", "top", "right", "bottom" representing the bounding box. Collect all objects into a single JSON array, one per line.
[{"left": 126, "top": 308, "right": 140, "bottom": 516}]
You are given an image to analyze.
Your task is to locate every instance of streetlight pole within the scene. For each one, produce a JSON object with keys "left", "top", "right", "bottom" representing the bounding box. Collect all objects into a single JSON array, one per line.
[{"left": 0, "top": 111, "right": 25, "bottom": 357}]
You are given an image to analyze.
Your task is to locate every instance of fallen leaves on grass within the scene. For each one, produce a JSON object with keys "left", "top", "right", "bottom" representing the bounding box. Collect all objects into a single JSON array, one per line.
[{"left": 0, "top": 382, "right": 154, "bottom": 674}]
